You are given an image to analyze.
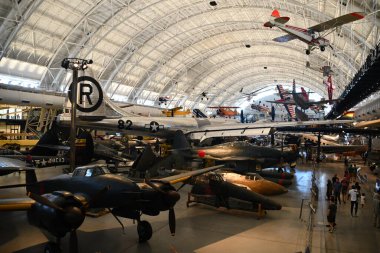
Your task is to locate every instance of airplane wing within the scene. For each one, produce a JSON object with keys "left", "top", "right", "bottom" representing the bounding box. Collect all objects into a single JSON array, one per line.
[
  {"left": 156, "top": 165, "right": 224, "bottom": 184},
  {"left": 0, "top": 198, "right": 35, "bottom": 211},
  {"left": 308, "top": 12, "right": 365, "bottom": 32},
  {"left": 0, "top": 157, "right": 33, "bottom": 171},
  {"left": 266, "top": 100, "right": 296, "bottom": 105},
  {"left": 354, "top": 119, "right": 380, "bottom": 129},
  {"left": 306, "top": 99, "right": 340, "bottom": 106},
  {"left": 273, "top": 34, "right": 297, "bottom": 42}
]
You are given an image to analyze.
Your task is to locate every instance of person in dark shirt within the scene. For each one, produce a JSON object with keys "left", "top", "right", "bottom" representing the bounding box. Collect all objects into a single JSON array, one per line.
[
  {"left": 326, "top": 179, "right": 333, "bottom": 200},
  {"left": 333, "top": 179, "right": 342, "bottom": 205},
  {"left": 327, "top": 196, "right": 337, "bottom": 232}
]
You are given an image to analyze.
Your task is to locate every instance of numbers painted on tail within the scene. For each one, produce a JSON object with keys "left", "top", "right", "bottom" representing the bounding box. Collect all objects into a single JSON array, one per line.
[{"left": 117, "top": 119, "right": 132, "bottom": 130}]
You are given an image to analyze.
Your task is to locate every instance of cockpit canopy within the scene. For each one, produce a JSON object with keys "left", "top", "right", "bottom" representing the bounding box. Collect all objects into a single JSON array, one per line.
[
  {"left": 72, "top": 165, "right": 110, "bottom": 177},
  {"left": 194, "top": 172, "right": 224, "bottom": 184},
  {"left": 245, "top": 173, "right": 264, "bottom": 181}
]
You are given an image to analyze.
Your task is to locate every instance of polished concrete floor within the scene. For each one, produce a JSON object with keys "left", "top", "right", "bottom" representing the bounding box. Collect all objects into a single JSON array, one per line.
[{"left": 0, "top": 161, "right": 379, "bottom": 253}]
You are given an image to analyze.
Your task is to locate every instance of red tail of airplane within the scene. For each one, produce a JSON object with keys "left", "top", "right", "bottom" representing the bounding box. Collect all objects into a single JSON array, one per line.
[
  {"left": 271, "top": 10, "right": 280, "bottom": 18},
  {"left": 300, "top": 87, "right": 309, "bottom": 101},
  {"left": 277, "top": 85, "right": 296, "bottom": 120},
  {"left": 325, "top": 75, "right": 334, "bottom": 104}
]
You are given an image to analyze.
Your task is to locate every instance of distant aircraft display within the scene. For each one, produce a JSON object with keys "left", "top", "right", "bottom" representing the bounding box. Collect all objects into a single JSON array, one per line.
[
  {"left": 264, "top": 9, "right": 364, "bottom": 54},
  {"left": 207, "top": 106, "right": 240, "bottom": 117}
]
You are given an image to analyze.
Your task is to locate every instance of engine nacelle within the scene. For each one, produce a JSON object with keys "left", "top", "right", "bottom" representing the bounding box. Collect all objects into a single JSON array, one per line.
[{"left": 27, "top": 191, "right": 85, "bottom": 238}]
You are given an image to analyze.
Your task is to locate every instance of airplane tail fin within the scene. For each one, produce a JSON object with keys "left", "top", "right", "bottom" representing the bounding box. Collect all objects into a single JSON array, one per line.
[
  {"left": 172, "top": 130, "right": 191, "bottom": 150},
  {"left": 64, "top": 76, "right": 128, "bottom": 122},
  {"left": 76, "top": 130, "right": 94, "bottom": 165},
  {"left": 29, "top": 128, "right": 60, "bottom": 156},
  {"left": 132, "top": 145, "right": 160, "bottom": 174},
  {"left": 271, "top": 10, "right": 280, "bottom": 18},
  {"left": 301, "top": 87, "right": 309, "bottom": 101}
]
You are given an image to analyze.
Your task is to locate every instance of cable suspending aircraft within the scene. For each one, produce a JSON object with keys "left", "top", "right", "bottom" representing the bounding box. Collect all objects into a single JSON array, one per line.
[{"left": 264, "top": 9, "right": 365, "bottom": 55}]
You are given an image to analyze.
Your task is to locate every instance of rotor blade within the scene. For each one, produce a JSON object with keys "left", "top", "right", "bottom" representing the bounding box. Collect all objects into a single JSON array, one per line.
[
  {"left": 27, "top": 192, "right": 64, "bottom": 212},
  {"left": 69, "top": 230, "right": 78, "bottom": 253},
  {"left": 169, "top": 208, "right": 176, "bottom": 236}
]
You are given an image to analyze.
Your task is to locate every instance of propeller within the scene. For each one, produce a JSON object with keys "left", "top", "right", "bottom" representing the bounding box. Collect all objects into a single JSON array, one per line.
[{"left": 144, "top": 179, "right": 180, "bottom": 235}]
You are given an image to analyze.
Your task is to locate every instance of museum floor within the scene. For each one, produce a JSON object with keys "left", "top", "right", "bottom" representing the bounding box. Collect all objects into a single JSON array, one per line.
[{"left": 0, "top": 161, "right": 379, "bottom": 253}]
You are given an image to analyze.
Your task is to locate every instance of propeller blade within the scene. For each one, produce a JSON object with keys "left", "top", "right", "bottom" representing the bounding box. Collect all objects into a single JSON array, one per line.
[
  {"left": 69, "top": 230, "right": 78, "bottom": 253},
  {"left": 27, "top": 192, "right": 64, "bottom": 212},
  {"left": 169, "top": 208, "right": 176, "bottom": 236}
]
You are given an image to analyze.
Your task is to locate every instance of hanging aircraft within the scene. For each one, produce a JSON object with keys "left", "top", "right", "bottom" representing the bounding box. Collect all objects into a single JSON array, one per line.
[
  {"left": 0, "top": 164, "right": 223, "bottom": 252},
  {"left": 267, "top": 80, "right": 337, "bottom": 115},
  {"left": 239, "top": 87, "right": 271, "bottom": 101},
  {"left": 161, "top": 107, "right": 191, "bottom": 117},
  {"left": 264, "top": 9, "right": 365, "bottom": 55},
  {"left": 250, "top": 102, "right": 271, "bottom": 114},
  {"left": 207, "top": 106, "right": 240, "bottom": 117}
]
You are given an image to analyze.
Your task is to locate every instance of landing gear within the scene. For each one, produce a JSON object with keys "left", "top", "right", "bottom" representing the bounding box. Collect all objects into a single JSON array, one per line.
[
  {"left": 137, "top": 220, "right": 152, "bottom": 243},
  {"left": 44, "top": 242, "right": 61, "bottom": 253},
  {"left": 306, "top": 49, "right": 311, "bottom": 55},
  {"left": 320, "top": 46, "right": 325, "bottom": 52}
]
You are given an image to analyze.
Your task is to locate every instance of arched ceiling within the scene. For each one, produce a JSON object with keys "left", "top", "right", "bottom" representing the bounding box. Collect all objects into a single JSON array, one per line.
[{"left": 0, "top": 0, "right": 379, "bottom": 109}]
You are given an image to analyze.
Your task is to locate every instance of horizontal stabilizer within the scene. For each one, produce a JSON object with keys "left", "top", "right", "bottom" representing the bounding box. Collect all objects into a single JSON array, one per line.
[{"left": 274, "top": 17, "right": 290, "bottom": 24}]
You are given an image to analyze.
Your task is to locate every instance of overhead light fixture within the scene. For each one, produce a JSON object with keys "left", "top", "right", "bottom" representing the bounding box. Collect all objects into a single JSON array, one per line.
[{"left": 209, "top": 1, "right": 217, "bottom": 6}]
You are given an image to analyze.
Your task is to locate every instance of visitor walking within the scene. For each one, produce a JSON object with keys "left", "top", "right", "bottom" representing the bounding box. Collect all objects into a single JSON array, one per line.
[{"left": 348, "top": 185, "right": 359, "bottom": 217}]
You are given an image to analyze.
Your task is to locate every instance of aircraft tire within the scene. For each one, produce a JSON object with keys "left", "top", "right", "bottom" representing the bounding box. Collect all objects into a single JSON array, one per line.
[
  {"left": 306, "top": 49, "right": 311, "bottom": 55},
  {"left": 137, "top": 220, "right": 153, "bottom": 243},
  {"left": 320, "top": 46, "right": 325, "bottom": 51},
  {"left": 44, "top": 242, "right": 61, "bottom": 253}
]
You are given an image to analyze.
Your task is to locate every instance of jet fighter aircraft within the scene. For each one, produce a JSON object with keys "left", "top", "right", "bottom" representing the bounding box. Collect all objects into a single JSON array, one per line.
[
  {"left": 264, "top": 9, "right": 365, "bottom": 54},
  {"left": 0, "top": 164, "right": 222, "bottom": 252}
]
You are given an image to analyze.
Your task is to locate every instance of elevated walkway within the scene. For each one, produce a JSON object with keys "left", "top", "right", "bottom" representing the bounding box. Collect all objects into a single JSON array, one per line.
[{"left": 326, "top": 43, "right": 380, "bottom": 119}]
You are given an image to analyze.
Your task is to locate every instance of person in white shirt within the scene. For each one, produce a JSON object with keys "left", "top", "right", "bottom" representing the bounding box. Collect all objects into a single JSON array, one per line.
[{"left": 348, "top": 185, "right": 359, "bottom": 217}]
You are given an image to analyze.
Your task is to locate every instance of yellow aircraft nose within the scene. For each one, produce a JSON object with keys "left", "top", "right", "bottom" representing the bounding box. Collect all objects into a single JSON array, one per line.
[{"left": 250, "top": 180, "right": 288, "bottom": 196}]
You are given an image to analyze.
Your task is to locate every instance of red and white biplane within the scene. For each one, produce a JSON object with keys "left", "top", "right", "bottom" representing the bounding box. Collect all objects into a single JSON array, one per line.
[{"left": 264, "top": 9, "right": 365, "bottom": 55}]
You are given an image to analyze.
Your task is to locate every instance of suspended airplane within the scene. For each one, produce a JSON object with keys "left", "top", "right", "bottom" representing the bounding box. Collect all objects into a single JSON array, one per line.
[
  {"left": 239, "top": 87, "right": 271, "bottom": 101},
  {"left": 250, "top": 101, "right": 271, "bottom": 114},
  {"left": 207, "top": 106, "right": 240, "bottom": 117},
  {"left": 267, "top": 80, "right": 337, "bottom": 113},
  {"left": 0, "top": 164, "right": 222, "bottom": 252},
  {"left": 264, "top": 9, "right": 365, "bottom": 55},
  {"left": 161, "top": 107, "right": 191, "bottom": 117}
]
